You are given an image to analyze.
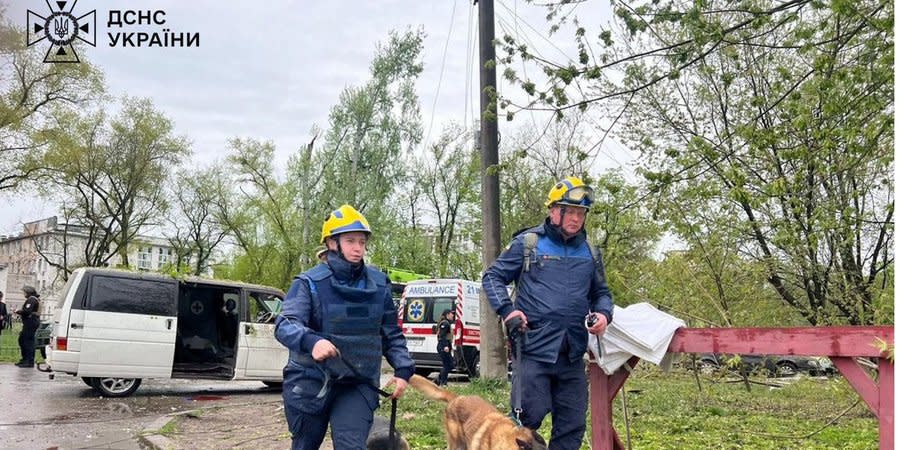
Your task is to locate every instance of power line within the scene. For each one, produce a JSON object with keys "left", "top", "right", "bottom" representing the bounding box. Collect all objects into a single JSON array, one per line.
[{"left": 424, "top": 0, "right": 459, "bottom": 152}]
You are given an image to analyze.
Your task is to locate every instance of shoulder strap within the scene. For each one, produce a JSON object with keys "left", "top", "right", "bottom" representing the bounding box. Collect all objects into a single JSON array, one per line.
[
  {"left": 510, "top": 232, "right": 539, "bottom": 304},
  {"left": 305, "top": 263, "right": 331, "bottom": 282},
  {"left": 521, "top": 232, "right": 539, "bottom": 274},
  {"left": 586, "top": 241, "right": 604, "bottom": 277},
  {"left": 302, "top": 276, "right": 319, "bottom": 304}
]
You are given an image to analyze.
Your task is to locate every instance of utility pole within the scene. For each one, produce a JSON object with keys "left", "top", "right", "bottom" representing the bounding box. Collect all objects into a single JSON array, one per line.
[{"left": 477, "top": 0, "right": 505, "bottom": 380}]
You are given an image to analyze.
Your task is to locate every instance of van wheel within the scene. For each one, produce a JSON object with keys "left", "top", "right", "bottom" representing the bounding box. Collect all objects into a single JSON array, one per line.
[
  {"left": 262, "top": 381, "right": 283, "bottom": 389},
  {"left": 82, "top": 377, "right": 95, "bottom": 387},
  {"left": 91, "top": 377, "right": 142, "bottom": 397}
]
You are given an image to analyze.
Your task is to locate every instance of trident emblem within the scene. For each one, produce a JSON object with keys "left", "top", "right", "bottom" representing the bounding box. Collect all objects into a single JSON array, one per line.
[{"left": 54, "top": 17, "right": 69, "bottom": 39}]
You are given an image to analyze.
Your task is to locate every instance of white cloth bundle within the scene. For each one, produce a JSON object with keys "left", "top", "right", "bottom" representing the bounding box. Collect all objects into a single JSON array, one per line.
[{"left": 587, "top": 302, "right": 685, "bottom": 375}]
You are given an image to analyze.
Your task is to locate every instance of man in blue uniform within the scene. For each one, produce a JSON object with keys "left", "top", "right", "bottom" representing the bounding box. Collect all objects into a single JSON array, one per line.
[
  {"left": 483, "top": 176, "right": 613, "bottom": 450},
  {"left": 276, "top": 205, "right": 414, "bottom": 450}
]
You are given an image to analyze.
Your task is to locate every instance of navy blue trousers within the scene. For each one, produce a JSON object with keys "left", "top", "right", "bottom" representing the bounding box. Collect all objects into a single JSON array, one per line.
[
  {"left": 511, "top": 355, "right": 587, "bottom": 450},
  {"left": 284, "top": 383, "right": 378, "bottom": 450},
  {"left": 437, "top": 340, "right": 454, "bottom": 385}
]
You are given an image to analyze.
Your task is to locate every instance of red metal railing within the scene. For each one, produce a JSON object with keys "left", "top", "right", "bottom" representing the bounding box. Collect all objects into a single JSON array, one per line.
[{"left": 590, "top": 326, "right": 894, "bottom": 450}]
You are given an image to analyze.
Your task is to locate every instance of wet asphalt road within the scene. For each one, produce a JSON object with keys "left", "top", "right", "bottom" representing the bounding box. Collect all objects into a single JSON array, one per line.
[{"left": 0, "top": 364, "right": 283, "bottom": 450}]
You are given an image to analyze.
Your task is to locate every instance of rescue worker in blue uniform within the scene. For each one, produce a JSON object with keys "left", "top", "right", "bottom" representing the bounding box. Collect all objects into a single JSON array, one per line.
[
  {"left": 276, "top": 205, "right": 414, "bottom": 450},
  {"left": 483, "top": 176, "right": 614, "bottom": 450}
]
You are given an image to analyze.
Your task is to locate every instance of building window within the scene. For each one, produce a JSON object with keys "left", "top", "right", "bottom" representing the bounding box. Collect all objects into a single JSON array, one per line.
[
  {"left": 158, "top": 248, "right": 172, "bottom": 267},
  {"left": 137, "top": 247, "right": 153, "bottom": 270}
]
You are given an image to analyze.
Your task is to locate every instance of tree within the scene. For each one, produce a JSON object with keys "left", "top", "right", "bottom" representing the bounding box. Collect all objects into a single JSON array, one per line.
[
  {"left": 619, "top": 1, "right": 893, "bottom": 325},
  {"left": 318, "top": 28, "right": 424, "bottom": 222},
  {"left": 420, "top": 124, "right": 480, "bottom": 277},
  {"left": 216, "top": 29, "right": 427, "bottom": 289},
  {"left": 0, "top": 7, "right": 104, "bottom": 191},
  {"left": 500, "top": 0, "right": 893, "bottom": 325},
  {"left": 166, "top": 167, "right": 229, "bottom": 276},
  {"left": 37, "top": 97, "right": 190, "bottom": 268},
  {"left": 218, "top": 137, "right": 308, "bottom": 289}
]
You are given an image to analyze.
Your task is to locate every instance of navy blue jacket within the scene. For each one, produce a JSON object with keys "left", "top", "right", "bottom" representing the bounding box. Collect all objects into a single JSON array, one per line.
[
  {"left": 483, "top": 219, "right": 614, "bottom": 364},
  {"left": 275, "top": 260, "right": 414, "bottom": 382}
]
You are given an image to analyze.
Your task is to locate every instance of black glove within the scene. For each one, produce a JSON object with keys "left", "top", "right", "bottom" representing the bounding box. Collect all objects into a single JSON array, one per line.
[{"left": 505, "top": 316, "right": 525, "bottom": 341}]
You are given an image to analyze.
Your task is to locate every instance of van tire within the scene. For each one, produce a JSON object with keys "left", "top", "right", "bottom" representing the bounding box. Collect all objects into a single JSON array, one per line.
[
  {"left": 91, "top": 377, "right": 142, "bottom": 397},
  {"left": 82, "top": 377, "right": 95, "bottom": 387},
  {"left": 262, "top": 381, "right": 283, "bottom": 389}
]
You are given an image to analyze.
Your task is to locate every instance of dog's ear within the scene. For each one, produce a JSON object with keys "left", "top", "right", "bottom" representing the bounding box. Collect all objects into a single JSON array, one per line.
[{"left": 530, "top": 430, "right": 547, "bottom": 448}]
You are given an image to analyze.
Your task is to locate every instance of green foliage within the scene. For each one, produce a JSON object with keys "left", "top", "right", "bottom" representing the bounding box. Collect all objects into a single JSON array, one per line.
[
  {"left": 502, "top": 0, "right": 893, "bottom": 325},
  {"left": 416, "top": 124, "right": 481, "bottom": 277},
  {"left": 36, "top": 97, "right": 189, "bottom": 269},
  {"left": 165, "top": 166, "right": 229, "bottom": 276},
  {"left": 214, "top": 137, "right": 311, "bottom": 290},
  {"left": 384, "top": 368, "right": 877, "bottom": 449},
  {"left": 0, "top": 7, "right": 105, "bottom": 191},
  {"left": 218, "top": 29, "right": 426, "bottom": 289}
]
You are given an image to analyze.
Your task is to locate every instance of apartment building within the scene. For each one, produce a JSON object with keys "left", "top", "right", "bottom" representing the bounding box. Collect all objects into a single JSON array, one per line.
[{"left": 0, "top": 217, "right": 176, "bottom": 317}]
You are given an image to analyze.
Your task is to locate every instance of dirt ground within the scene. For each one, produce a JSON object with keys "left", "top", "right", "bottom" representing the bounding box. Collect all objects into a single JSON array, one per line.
[{"left": 165, "top": 400, "right": 334, "bottom": 450}]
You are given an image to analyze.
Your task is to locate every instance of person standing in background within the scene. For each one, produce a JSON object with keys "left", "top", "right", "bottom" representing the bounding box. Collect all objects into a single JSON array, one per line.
[
  {"left": 435, "top": 309, "right": 455, "bottom": 386},
  {"left": 15, "top": 285, "right": 41, "bottom": 368},
  {"left": 0, "top": 291, "right": 7, "bottom": 336}
]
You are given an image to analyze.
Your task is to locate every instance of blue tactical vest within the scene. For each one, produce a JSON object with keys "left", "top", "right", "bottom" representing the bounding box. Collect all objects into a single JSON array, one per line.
[{"left": 292, "top": 263, "right": 386, "bottom": 385}]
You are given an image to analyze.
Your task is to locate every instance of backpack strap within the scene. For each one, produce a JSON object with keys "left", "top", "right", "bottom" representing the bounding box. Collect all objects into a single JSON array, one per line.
[
  {"left": 588, "top": 242, "right": 602, "bottom": 272},
  {"left": 521, "top": 232, "right": 539, "bottom": 274}
]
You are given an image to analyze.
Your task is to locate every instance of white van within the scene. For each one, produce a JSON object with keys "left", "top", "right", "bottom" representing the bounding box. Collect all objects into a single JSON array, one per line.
[
  {"left": 398, "top": 279, "right": 481, "bottom": 377},
  {"left": 43, "top": 268, "right": 287, "bottom": 397}
]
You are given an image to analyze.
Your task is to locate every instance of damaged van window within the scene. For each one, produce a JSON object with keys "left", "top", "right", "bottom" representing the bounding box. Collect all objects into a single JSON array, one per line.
[{"left": 249, "top": 292, "right": 281, "bottom": 323}]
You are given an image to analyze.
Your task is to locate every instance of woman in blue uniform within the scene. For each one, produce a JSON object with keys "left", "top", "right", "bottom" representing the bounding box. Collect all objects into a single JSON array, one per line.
[{"left": 275, "top": 205, "right": 414, "bottom": 450}]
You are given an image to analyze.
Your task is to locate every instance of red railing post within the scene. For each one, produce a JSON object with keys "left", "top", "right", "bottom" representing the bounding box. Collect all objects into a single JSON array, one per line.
[
  {"left": 590, "top": 363, "right": 614, "bottom": 450},
  {"left": 878, "top": 357, "right": 893, "bottom": 450},
  {"left": 589, "top": 326, "right": 893, "bottom": 449}
]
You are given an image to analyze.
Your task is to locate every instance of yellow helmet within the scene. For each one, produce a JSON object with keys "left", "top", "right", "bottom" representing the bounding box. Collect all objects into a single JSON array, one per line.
[
  {"left": 321, "top": 205, "right": 372, "bottom": 243},
  {"left": 545, "top": 176, "right": 594, "bottom": 209}
]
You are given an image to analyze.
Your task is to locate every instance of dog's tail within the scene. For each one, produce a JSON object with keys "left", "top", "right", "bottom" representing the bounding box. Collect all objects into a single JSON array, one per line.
[{"left": 408, "top": 375, "right": 457, "bottom": 403}]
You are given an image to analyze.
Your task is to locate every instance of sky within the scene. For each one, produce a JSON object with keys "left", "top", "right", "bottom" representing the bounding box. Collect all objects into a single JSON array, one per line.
[{"left": 1, "top": 0, "right": 633, "bottom": 235}]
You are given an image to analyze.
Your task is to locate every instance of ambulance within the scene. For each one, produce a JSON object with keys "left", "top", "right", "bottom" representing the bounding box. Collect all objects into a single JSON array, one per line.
[{"left": 399, "top": 279, "right": 481, "bottom": 377}]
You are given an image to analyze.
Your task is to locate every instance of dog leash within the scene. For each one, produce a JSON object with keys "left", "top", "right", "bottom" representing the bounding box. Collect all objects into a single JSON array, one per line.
[
  {"left": 506, "top": 316, "right": 525, "bottom": 426},
  {"left": 513, "top": 332, "right": 524, "bottom": 425}
]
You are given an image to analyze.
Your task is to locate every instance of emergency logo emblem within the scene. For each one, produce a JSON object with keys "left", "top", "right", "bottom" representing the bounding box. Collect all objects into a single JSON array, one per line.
[
  {"left": 407, "top": 299, "right": 425, "bottom": 322},
  {"left": 26, "top": 1, "right": 97, "bottom": 63}
]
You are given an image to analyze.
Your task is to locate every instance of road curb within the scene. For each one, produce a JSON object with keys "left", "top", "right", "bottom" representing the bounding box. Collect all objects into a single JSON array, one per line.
[{"left": 138, "top": 411, "right": 196, "bottom": 450}]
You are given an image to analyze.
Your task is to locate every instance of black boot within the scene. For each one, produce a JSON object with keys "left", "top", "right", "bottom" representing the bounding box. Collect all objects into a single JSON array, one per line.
[{"left": 16, "top": 361, "right": 34, "bottom": 368}]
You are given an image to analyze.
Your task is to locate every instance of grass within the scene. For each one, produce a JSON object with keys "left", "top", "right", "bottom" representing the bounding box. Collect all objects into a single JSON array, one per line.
[
  {"left": 157, "top": 419, "right": 179, "bottom": 437},
  {"left": 381, "top": 366, "right": 878, "bottom": 450},
  {"left": 0, "top": 322, "right": 46, "bottom": 364}
]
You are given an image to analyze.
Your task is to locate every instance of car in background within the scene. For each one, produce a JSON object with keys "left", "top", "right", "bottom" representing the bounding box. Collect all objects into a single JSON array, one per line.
[{"left": 695, "top": 353, "right": 836, "bottom": 377}]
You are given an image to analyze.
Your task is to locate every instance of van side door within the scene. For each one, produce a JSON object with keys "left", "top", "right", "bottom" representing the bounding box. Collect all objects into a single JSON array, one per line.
[
  {"left": 76, "top": 274, "right": 178, "bottom": 379},
  {"left": 235, "top": 290, "right": 286, "bottom": 380}
]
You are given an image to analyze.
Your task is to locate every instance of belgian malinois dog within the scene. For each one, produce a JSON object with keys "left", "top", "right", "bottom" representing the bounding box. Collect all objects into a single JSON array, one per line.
[{"left": 408, "top": 375, "right": 547, "bottom": 450}]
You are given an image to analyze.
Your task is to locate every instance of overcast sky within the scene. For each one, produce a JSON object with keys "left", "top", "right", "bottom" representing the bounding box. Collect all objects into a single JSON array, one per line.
[{"left": 2, "top": 0, "right": 631, "bottom": 235}]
